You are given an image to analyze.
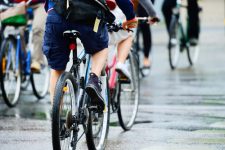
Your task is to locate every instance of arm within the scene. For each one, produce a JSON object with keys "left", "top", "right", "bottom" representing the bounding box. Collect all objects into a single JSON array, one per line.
[
  {"left": 115, "top": 0, "right": 135, "bottom": 20},
  {"left": 138, "top": 0, "right": 157, "bottom": 17}
]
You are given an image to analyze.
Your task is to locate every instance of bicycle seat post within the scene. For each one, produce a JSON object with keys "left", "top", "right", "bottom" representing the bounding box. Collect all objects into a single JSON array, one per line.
[{"left": 63, "top": 30, "right": 80, "bottom": 64}]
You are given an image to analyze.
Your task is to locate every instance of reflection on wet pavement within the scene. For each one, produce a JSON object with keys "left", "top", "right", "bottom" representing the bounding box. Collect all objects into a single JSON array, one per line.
[{"left": 0, "top": 93, "right": 51, "bottom": 120}]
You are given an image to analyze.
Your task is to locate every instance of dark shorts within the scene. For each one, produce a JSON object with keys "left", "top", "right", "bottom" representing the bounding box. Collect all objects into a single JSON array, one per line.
[{"left": 43, "top": 10, "right": 109, "bottom": 70}]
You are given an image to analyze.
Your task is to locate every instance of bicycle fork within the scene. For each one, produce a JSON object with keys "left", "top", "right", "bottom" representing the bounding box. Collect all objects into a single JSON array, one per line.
[{"left": 15, "top": 35, "right": 31, "bottom": 76}]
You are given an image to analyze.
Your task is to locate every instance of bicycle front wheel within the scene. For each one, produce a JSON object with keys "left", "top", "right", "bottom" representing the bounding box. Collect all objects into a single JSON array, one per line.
[
  {"left": 0, "top": 37, "right": 21, "bottom": 107},
  {"left": 86, "top": 74, "right": 110, "bottom": 150},
  {"left": 168, "top": 16, "right": 181, "bottom": 70},
  {"left": 117, "top": 51, "right": 140, "bottom": 131},
  {"left": 30, "top": 58, "right": 50, "bottom": 99},
  {"left": 52, "top": 72, "right": 79, "bottom": 150},
  {"left": 133, "top": 27, "right": 144, "bottom": 78}
]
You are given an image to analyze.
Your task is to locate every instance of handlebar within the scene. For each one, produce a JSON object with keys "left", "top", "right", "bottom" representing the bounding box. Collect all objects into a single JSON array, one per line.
[
  {"left": 107, "top": 17, "right": 153, "bottom": 33},
  {"left": 107, "top": 22, "right": 132, "bottom": 33}
]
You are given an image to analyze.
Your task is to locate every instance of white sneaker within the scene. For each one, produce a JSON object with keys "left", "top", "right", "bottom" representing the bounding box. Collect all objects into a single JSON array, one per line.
[
  {"left": 31, "top": 61, "right": 41, "bottom": 73},
  {"left": 141, "top": 66, "right": 151, "bottom": 77},
  {"left": 170, "top": 38, "right": 177, "bottom": 46},
  {"left": 115, "top": 62, "right": 131, "bottom": 80}
]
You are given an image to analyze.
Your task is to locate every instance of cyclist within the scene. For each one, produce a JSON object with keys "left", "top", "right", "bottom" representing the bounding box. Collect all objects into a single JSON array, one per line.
[
  {"left": 137, "top": 0, "right": 155, "bottom": 76},
  {"left": 0, "top": 0, "right": 46, "bottom": 73},
  {"left": 108, "top": 0, "right": 159, "bottom": 80},
  {"left": 162, "top": 0, "right": 200, "bottom": 45},
  {"left": 43, "top": 0, "right": 138, "bottom": 109}
]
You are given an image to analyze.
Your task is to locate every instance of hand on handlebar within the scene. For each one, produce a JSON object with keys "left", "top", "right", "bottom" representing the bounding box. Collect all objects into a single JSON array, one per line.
[
  {"left": 148, "top": 17, "right": 160, "bottom": 25},
  {"left": 122, "top": 18, "right": 138, "bottom": 30}
]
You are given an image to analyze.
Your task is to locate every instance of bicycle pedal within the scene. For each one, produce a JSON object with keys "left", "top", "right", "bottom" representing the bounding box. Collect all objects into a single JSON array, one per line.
[
  {"left": 88, "top": 106, "right": 98, "bottom": 110},
  {"left": 89, "top": 105, "right": 105, "bottom": 113},
  {"left": 119, "top": 78, "right": 131, "bottom": 84}
]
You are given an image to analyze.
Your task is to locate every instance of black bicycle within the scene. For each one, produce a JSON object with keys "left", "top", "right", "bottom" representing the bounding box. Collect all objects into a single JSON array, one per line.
[
  {"left": 168, "top": 0, "right": 201, "bottom": 70},
  {"left": 51, "top": 30, "right": 110, "bottom": 150}
]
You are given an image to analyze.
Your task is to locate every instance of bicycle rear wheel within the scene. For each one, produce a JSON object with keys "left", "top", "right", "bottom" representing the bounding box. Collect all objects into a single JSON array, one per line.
[
  {"left": 86, "top": 74, "right": 110, "bottom": 150},
  {"left": 117, "top": 51, "right": 140, "bottom": 131},
  {"left": 30, "top": 58, "right": 50, "bottom": 99},
  {"left": 52, "top": 72, "right": 79, "bottom": 150},
  {"left": 168, "top": 16, "right": 181, "bottom": 70},
  {"left": 187, "top": 44, "right": 200, "bottom": 66},
  {"left": 0, "top": 37, "right": 21, "bottom": 107}
]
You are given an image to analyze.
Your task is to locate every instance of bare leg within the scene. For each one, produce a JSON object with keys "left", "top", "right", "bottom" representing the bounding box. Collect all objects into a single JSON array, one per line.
[
  {"left": 49, "top": 48, "right": 107, "bottom": 104},
  {"left": 91, "top": 48, "right": 108, "bottom": 76},
  {"left": 85, "top": 48, "right": 108, "bottom": 109},
  {"left": 117, "top": 36, "right": 133, "bottom": 63},
  {"left": 50, "top": 69, "right": 64, "bottom": 104}
]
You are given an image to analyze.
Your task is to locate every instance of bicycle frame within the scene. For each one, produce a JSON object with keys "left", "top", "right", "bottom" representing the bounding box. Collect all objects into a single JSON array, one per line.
[
  {"left": 106, "top": 55, "right": 117, "bottom": 89},
  {"left": 64, "top": 38, "right": 110, "bottom": 148},
  {"left": 15, "top": 34, "right": 31, "bottom": 75},
  {"left": 66, "top": 38, "right": 94, "bottom": 122},
  {"left": 172, "top": 0, "right": 189, "bottom": 50},
  {"left": 78, "top": 51, "right": 91, "bottom": 110}
]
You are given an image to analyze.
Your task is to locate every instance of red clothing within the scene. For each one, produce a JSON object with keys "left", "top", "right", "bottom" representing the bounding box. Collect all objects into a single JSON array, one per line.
[{"left": 13, "top": 0, "right": 44, "bottom": 5}]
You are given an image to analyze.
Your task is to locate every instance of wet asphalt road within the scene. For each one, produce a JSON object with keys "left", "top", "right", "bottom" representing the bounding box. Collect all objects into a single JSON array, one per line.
[{"left": 0, "top": 0, "right": 225, "bottom": 150}]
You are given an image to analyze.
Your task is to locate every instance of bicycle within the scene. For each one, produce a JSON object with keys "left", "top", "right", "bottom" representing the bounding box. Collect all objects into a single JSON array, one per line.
[
  {"left": 168, "top": 0, "right": 201, "bottom": 70},
  {"left": 51, "top": 30, "right": 110, "bottom": 150},
  {"left": 107, "top": 22, "right": 140, "bottom": 131},
  {"left": 0, "top": 4, "right": 50, "bottom": 107}
]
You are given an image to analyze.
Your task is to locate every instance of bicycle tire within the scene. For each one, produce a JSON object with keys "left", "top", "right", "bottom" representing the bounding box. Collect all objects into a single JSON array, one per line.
[
  {"left": 133, "top": 27, "right": 144, "bottom": 78},
  {"left": 30, "top": 62, "right": 50, "bottom": 99},
  {"left": 21, "top": 75, "right": 30, "bottom": 90},
  {"left": 86, "top": 74, "right": 110, "bottom": 150},
  {"left": 168, "top": 16, "right": 181, "bottom": 70},
  {"left": 52, "top": 72, "right": 79, "bottom": 150},
  {"left": 0, "top": 37, "right": 21, "bottom": 107},
  {"left": 117, "top": 50, "right": 140, "bottom": 131},
  {"left": 187, "top": 44, "right": 200, "bottom": 66}
]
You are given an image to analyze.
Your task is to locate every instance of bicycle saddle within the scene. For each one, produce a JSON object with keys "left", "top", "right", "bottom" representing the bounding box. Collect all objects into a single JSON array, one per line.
[{"left": 63, "top": 30, "right": 80, "bottom": 39}]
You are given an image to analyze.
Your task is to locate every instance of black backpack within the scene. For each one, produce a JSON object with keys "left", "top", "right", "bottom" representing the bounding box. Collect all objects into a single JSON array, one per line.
[{"left": 53, "top": 0, "right": 115, "bottom": 25}]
